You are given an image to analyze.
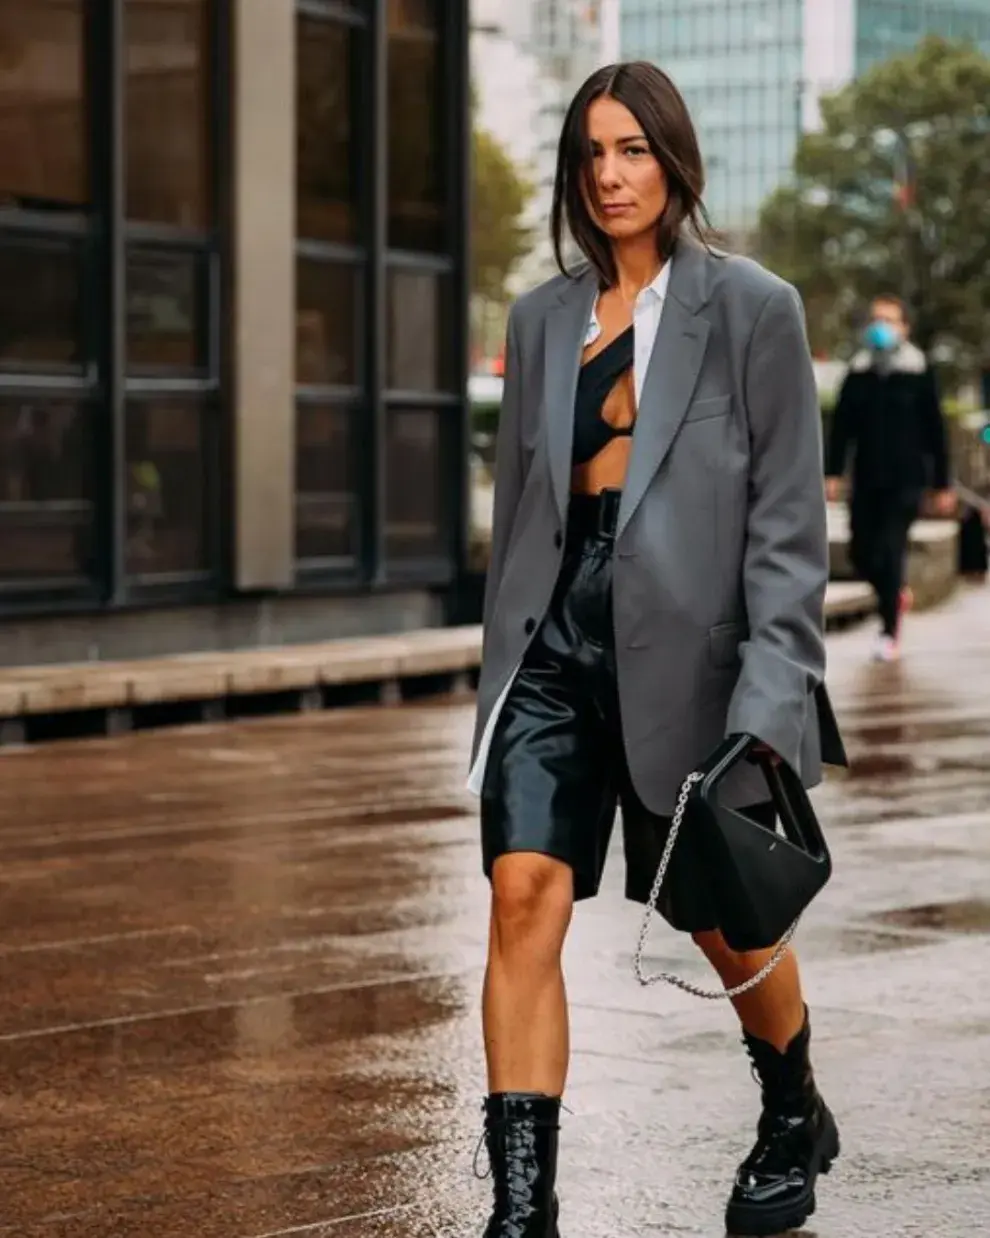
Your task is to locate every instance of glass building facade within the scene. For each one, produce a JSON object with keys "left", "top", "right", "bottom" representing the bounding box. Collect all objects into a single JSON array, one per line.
[
  {"left": 0, "top": 1, "right": 470, "bottom": 662},
  {"left": 622, "top": 0, "right": 804, "bottom": 238},
  {"left": 621, "top": 0, "right": 990, "bottom": 236},
  {"left": 856, "top": 0, "right": 990, "bottom": 70}
]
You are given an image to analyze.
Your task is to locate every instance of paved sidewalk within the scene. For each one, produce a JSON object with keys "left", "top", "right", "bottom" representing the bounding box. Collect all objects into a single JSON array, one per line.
[{"left": 1, "top": 585, "right": 988, "bottom": 1236}]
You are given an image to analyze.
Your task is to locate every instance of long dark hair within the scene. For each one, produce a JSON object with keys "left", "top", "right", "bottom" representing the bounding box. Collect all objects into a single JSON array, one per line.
[{"left": 551, "top": 61, "right": 715, "bottom": 287}]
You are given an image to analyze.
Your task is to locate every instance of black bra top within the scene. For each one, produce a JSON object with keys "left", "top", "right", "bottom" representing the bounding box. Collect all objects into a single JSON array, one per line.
[{"left": 571, "top": 326, "right": 635, "bottom": 467}]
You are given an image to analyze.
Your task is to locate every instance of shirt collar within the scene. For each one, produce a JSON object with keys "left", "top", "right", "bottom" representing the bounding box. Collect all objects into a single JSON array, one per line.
[{"left": 585, "top": 260, "right": 671, "bottom": 346}]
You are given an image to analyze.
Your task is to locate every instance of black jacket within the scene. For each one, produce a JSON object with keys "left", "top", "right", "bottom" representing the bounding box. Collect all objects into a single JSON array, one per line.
[{"left": 826, "top": 342, "right": 950, "bottom": 492}]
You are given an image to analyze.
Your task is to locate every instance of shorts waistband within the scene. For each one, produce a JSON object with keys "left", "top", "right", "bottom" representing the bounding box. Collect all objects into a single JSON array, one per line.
[{"left": 566, "top": 489, "right": 621, "bottom": 543}]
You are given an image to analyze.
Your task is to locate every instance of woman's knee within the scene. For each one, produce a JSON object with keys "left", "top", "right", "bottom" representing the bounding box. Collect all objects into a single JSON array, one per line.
[{"left": 490, "top": 853, "right": 573, "bottom": 953}]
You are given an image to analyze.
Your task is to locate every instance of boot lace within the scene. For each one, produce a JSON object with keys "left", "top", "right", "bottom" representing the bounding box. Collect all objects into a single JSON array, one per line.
[{"left": 471, "top": 1101, "right": 570, "bottom": 1180}]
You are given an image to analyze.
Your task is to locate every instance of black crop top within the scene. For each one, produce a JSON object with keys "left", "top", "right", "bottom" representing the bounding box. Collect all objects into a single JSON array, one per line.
[{"left": 571, "top": 326, "right": 635, "bottom": 466}]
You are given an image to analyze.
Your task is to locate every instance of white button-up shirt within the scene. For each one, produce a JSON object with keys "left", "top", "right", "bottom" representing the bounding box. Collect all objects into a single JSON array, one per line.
[
  {"left": 466, "top": 260, "right": 672, "bottom": 797},
  {"left": 583, "top": 258, "right": 671, "bottom": 405}
]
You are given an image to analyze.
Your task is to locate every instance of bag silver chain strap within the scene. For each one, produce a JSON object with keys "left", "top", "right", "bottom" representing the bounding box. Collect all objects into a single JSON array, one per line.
[{"left": 633, "top": 770, "right": 798, "bottom": 1000}]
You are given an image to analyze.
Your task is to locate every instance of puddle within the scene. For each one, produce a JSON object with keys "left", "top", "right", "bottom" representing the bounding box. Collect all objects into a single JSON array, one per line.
[
  {"left": 847, "top": 752, "right": 987, "bottom": 780},
  {"left": 837, "top": 927, "right": 941, "bottom": 955},
  {"left": 866, "top": 898, "right": 990, "bottom": 935},
  {"left": 856, "top": 718, "right": 990, "bottom": 745},
  {"left": 848, "top": 752, "right": 915, "bottom": 778},
  {"left": 861, "top": 845, "right": 970, "bottom": 864}
]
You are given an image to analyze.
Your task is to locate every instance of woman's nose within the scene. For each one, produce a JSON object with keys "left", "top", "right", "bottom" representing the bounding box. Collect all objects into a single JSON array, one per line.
[{"left": 598, "top": 154, "right": 622, "bottom": 189}]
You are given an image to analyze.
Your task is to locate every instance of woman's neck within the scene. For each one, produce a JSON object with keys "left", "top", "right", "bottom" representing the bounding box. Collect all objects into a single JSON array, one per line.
[{"left": 611, "top": 236, "right": 665, "bottom": 304}]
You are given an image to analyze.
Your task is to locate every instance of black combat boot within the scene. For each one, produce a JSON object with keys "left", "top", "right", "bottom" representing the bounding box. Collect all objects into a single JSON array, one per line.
[
  {"left": 476, "top": 1092, "right": 561, "bottom": 1237},
  {"left": 725, "top": 1008, "right": 840, "bottom": 1236}
]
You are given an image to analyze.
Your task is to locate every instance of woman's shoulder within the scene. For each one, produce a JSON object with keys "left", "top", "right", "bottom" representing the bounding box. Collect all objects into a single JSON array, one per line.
[
  {"left": 508, "top": 265, "right": 593, "bottom": 329},
  {"left": 705, "top": 248, "right": 800, "bottom": 312}
]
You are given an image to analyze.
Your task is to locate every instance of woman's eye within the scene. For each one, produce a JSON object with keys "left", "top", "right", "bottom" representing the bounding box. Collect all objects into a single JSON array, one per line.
[{"left": 626, "top": 146, "right": 649, "bottom": 157}]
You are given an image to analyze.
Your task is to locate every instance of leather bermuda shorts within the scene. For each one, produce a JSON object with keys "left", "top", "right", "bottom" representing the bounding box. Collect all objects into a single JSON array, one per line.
[{"left": 480, "top": 491, "right": 774, "bottom": 932}]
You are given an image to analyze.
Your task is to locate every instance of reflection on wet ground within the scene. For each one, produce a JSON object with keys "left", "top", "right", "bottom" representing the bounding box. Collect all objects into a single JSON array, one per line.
[
  {"left": 1, "top": 587, "right": 989, "bottom": 1235},
  {"left": 867, "top": 898, "right": 990, "bottom": 934}
]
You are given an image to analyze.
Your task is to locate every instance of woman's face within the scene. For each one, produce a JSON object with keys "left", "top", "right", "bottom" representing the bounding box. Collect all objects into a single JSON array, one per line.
[{"left": 583, "top": 95, "right": 668, "bottom": 241}]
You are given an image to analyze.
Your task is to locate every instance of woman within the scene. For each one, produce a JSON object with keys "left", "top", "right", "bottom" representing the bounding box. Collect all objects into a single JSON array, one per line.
[{"left": 468, "top": 61, "right": 846, "bottom": 1237}]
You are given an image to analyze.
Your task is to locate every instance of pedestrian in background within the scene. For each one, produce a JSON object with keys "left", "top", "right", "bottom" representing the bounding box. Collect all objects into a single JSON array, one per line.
[
  {"left": 468, "top": 60, "right": 845, "bottom": 1238},
  {"left": 825, "top": 296, "right": 955, "bottom": 662}
]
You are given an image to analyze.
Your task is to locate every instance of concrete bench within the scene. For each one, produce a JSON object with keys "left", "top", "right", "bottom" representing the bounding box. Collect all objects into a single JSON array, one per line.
[
  {"left": 0, "top": 627, "right": 483, "bottom": 744},
  {"left": 828, "top": 505, "right": 958, "bottom": 610},
  {"left": 0, "top": 585, "right": 874, "bottom": 744}
]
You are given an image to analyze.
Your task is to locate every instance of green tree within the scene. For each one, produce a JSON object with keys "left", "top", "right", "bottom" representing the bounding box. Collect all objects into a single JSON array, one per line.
[
  {"left": 756, "top": 36, "right": 990, "bottom": 384},
  {"left": 471, "top": 126, "right": 534, "bottom": 306}
]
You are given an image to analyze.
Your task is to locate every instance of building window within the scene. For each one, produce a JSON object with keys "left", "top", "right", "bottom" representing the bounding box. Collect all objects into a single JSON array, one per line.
[
  {"left": 385, "top": 408, "right": 450, "bottom": 564},
  {"left": 297, "top": 14, "right": 361, "bottom": 245},
  {"left": 125, "top": 396, "right": 212, "bottom": 579},
  {"left": 386, "top": 266, "right": 454, "bottom": 394},
  {"left": 295, "top": 4, "right": 367, "bottom": 574},
  {"left": 123, "top": 0, "right": 218, "bottom": 593},
  {"left": 125, "top": 0, "right": 212, "bottom": 229},
  {"left": 295, "top": 403, "right": 359, "bottom": 565},
  {"left": 0, "top": 0, "right": 89, "bottom": 212},
  {"left": 0, "top": 0, "right": 95, "bottom": 597},
  {"left": 0, "top": 395, "right": 94, "bottom": 585},
  {"left": 126, "top": 246, "right": 210, "bottom": 374},
  {"left": 383, "top": 2, "right": 461, "bottom": 574},
  {"left": 0, "top": 0, "right": 223, "bottom": 606},
  {"left": 0, "top": 233, "right": 86, "bottom": 371},
  {"left": 293, "top": 0, "right": 464, "bottom": 585},
  {"left": 297, "top": 256, "right": 362, "bottom": 388},
  {"left": 387, "top": 3, "right": 445, "bottom": 251}
]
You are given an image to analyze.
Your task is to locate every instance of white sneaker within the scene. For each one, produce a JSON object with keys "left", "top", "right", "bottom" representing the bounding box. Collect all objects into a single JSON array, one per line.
[{"left": 871, "top": 634, "right": 901, "bottom": 663}]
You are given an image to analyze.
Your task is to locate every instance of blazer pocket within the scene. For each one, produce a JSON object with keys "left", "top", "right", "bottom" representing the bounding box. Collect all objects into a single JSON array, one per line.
[
  {"left": 684, "top": 394, "right": 731, "bottom": 423},
  {"left": 708, "top": 621, "right": 744, "bottom": 668}
]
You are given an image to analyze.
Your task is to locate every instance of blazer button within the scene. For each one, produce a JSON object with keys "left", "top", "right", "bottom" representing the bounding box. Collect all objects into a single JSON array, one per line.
[
  {"left": 524, "top": 618, "right": 536, "bottom": 635},
  {"left": 554, "top": 531, "right": 563, "bottom": 549}
]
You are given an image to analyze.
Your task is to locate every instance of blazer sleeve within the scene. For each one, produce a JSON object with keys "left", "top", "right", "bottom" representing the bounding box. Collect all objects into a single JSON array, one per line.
[
  {"left": 725, "top": 283, "right": 828, "bottom": 774},
  {"left": 481, "top": 306, "right": 525, "bottom": 636}
]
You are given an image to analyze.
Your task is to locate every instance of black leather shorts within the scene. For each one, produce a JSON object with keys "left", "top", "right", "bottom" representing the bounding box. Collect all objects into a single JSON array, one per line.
[{"left": 480, "top": 491, "right": 774, "bottom": 933}]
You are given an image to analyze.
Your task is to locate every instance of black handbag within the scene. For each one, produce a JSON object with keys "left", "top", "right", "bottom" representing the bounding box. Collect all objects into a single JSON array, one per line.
[
  {"left": 634, "top": 733, "right": 832, "bottom": 998},
  {"left": 688, "top": 733, "right": 832, "bottom": 952}
]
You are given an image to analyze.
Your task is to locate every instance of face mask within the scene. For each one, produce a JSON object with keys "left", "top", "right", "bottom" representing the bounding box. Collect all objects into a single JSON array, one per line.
[{"left": 864, "top": 320, "right": 900, "bottom": 352}]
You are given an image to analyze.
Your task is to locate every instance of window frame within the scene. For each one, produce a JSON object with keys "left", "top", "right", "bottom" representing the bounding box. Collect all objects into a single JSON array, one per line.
[
  {"left": 293, "top": 0, "right": 469, "bottom": 591},
  {"left": 0, "top": 0, "right": 229, "bottom": 615},
  {"left": 294, "top": 3, "right": 371, "bottom": 584}
]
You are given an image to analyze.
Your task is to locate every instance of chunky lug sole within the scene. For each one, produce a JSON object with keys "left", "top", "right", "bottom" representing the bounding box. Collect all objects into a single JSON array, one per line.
[{"left": 724, "top": 1109, "right": 840, "bottom": 1237}]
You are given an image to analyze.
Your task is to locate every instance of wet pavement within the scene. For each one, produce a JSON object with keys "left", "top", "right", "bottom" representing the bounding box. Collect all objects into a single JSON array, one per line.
[{"left": 1, "top": 585, "right": 989, "bottom": 1237}]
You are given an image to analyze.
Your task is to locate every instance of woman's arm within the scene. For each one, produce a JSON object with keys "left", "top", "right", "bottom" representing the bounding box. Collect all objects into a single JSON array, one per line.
[
  {"left": 481, "top": 306, "right": 525, "bottom": 635},
  {"left": 725, "top": 283, "right": 828, "bottom": 774}
]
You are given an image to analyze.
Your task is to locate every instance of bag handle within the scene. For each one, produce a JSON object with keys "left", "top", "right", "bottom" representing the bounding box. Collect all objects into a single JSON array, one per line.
[{"left": 632, "top": 739, "right": 798, "bottom": 1000}]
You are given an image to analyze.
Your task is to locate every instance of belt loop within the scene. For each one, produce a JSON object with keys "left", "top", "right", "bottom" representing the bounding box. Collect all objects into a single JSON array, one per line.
[{"left": 599, "top": 488, "right": 621, "bottom": 540}]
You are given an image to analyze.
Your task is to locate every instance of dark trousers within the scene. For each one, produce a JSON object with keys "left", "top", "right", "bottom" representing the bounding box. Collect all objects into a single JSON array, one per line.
[{"left": 848, "top": 488, "right": 920, "bottom": 636}]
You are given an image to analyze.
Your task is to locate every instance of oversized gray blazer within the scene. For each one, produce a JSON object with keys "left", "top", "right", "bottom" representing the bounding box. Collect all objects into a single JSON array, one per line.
[{"left": 470, "top": 237, "right": 846, "bottom": 815}]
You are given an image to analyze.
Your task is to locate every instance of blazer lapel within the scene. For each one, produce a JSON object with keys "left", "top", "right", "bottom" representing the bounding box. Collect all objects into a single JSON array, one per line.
[
  {"left": 616, "top": 293, "right": 710, "bottom": 539},
  {"left": 544, "top": 271, "right": 598, "bottom": 526}
]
